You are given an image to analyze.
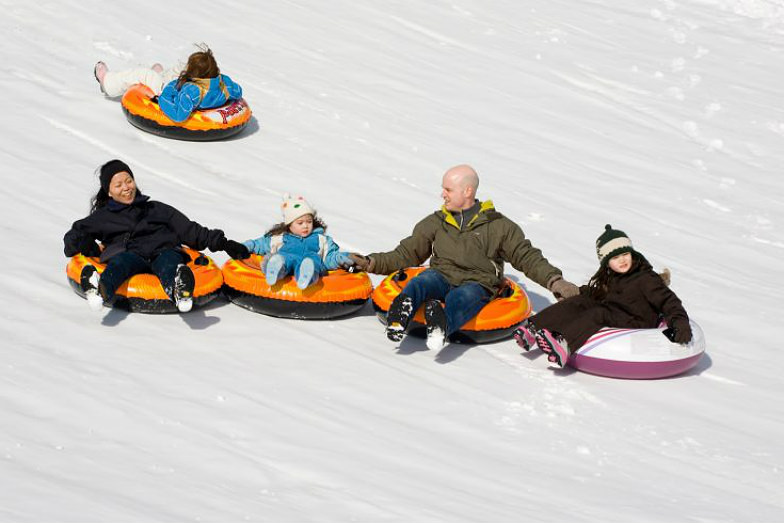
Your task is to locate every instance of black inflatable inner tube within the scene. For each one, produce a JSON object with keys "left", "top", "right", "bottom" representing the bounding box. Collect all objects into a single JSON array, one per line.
[
  {"left": 67, "top": 278, "right": 219, "bottom": 314},
  {"left": 371, "top": 302, "right": 515, "bottom": 344},
  {"left": 122, "top": 106, "right": 249, "bottom": 142},
  {"left": 223, "top": 286, "right": 368, "bottom": 320}
]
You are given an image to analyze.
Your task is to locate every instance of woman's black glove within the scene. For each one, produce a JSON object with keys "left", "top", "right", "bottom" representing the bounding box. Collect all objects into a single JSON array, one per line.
[
  {"left": 224, "top": 239, "right": 250, "bottom": 260},
  {"left": 79, "top": 236, "right": 102, "bottom": 257}
]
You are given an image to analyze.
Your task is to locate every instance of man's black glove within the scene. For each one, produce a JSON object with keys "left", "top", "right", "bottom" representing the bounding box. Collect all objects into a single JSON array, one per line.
[
  {"left": 79, "top": 236, "right": 101, "bottom": 257},
  {"left": 224, "top": 240, "right": 250, "bottom": 260}
]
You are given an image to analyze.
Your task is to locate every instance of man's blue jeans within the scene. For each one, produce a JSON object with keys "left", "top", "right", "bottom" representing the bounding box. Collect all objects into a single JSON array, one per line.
[
  {"left": 399, "top": 269, "right": 492, "bottom": 337},
  {"left": 98, "top": 249, "right": 184, "bottom": 304}
]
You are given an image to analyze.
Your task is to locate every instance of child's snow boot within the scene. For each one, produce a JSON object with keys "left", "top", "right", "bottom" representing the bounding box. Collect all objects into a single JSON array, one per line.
[
  {"left": 94, "top": 62, "right": 108, "bottom": 94},
  {"left": 513, "top": 321, "right": 538, "bottom": 352},
  {"left": 386, "top": 294, "right": 414, "bottom": 342},
  {"left": 424, "top": 299, "right": 447, "bottom": 351},
  {"left": 174, "top": 264, "right": 195, "bottom": 313},
  {"left": 535, "top": 328, "right": 570, "bottom": 368},
  {"left": 264, "top": 254, "right": 286, "bottom": 285},
  {"left": 296, "top": 258, "right": 317, "bottom": 289},
  {"left": 80, "top": 265, "right": 103, "bottom": 312}
]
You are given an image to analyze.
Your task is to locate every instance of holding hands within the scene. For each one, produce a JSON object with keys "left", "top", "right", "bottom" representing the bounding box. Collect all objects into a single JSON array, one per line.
[
  {"left": 336, "top": 252, "right": 356, "bottom": 270},
  {"left": 222, "top": 239, "right": 250, "bottom": 260},
  {"left": 347, "top": 253, "right": 374, "bottom": 272}
]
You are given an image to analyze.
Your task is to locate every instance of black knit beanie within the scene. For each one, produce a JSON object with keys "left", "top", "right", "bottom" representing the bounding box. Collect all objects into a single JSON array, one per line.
[
  {"left": 99, "top": 159, "right": 133, "bottom": 192},
  {"left": 595, "top": 224, "right": 634, "bottom": 266}
]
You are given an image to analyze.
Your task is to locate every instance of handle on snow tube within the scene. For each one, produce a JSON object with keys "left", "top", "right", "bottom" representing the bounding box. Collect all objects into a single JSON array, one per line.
[{"left": 392, "top": 269, "right": 408, "bottom": 282}]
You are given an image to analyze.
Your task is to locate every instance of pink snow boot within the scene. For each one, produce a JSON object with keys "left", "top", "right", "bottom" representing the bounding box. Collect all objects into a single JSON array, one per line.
[
  {"left": 535, "top": 328, "right": 570, "bottom": 368},
  {"left": 513, "top": 322, "right": 537, "bottom": 351},
  {"left": 94, "top": 61, "right": 108, "bottom": 94}
]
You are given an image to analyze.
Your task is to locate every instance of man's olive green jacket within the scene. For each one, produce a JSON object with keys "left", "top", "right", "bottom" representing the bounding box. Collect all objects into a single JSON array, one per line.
[{"left": 369, "top": 200, "right": 562, "bottom": 293}]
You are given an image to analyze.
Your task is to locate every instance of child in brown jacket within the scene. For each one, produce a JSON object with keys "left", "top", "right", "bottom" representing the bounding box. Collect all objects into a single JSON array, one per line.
[{"left": 514, "top": 224, "right": 692, "bottom": 368}]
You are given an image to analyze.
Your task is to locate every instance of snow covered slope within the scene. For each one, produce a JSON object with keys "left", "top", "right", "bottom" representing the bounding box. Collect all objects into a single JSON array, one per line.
[{"left": 1, "top": 1, "right": 782, "bottom": 521}]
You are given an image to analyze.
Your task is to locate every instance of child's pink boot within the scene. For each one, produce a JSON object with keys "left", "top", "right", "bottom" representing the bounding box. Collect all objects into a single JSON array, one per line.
[
  {"left": 535, "top": 328, "right": 570, "bottom": 368},
  {"left": 513, "top": 322, "right": 537, "bottom": 352},
  {"left": 94, "top": 61, "right": 108, "bottom": 94}
]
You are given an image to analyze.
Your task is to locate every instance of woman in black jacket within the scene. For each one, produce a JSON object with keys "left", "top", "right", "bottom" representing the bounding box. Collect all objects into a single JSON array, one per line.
[{"left": 64, "top": 159, "right": 249, "bottom": 312}]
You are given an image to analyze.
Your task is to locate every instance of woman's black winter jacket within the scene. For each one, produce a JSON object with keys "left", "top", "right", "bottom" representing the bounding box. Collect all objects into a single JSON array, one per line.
[{"left": 63, "top": 194, "right": 227, "bottom": 262}]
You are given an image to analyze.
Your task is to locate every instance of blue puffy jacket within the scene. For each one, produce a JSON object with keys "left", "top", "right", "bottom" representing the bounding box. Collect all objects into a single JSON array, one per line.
[
  {"left": 158, "top": 74, "right": 243, "bottom": 123},
  {"left": 243, "top": 228, "right": 350, "bottom": 271}
]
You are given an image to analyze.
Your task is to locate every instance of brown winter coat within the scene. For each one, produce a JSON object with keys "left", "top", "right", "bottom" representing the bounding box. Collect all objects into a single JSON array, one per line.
[
  {"left": 369, "top": 200, "right": 562, "bottom": 293},
  {"left": 530, "top": 262, "right": 690, "bottom": 351}
]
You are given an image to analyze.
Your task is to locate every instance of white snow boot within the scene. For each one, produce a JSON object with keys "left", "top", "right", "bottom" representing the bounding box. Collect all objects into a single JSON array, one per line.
[
  {"left": 296, "top": 258, "right": 317, "bottom": 289},
  {"left": 264, "top": 254, "right": 286, "bottom": 285}
]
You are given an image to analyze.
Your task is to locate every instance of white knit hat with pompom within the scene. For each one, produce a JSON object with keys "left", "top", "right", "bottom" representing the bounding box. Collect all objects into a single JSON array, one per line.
[{"left": 281, "top": 193, "right": 316, "bottom": 224}]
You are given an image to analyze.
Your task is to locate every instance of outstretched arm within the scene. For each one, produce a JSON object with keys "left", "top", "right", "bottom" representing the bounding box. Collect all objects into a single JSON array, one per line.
[
  {"left": 364, "top": 216, "right": 437, "bottom": 274},
  {"left": 645, "top": 273, "right": 691, "bottom": 343},
  {"left": 165, "top": 204, "right": 227, "bottom": 252},
  {"left": 499, "top": 221, "right": 573, "bottom": 290},
  {"left": 243, "top": 235, "right": 272, "bottom": 255},
  {"left": 322, "top": 236, "right": 350, "bottom": 270}
]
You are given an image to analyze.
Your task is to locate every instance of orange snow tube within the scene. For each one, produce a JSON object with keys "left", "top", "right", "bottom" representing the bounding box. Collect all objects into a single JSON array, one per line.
[
  {"left": 66, "top": 248, "right": 223, "bottom": 313},
  {"left": 222, "top": 255, "right": 373, "bottom": 319},
  {"left": 371, "top": 267, "right": 532, "bottom": 343},
  {"left": 121, "top": 84, "right": 252, "bottom": 141}
]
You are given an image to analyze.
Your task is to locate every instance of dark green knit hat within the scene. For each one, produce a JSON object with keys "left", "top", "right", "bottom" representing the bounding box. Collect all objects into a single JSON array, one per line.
[{"left": 596, "top": 224, "right": 634, "bottom": 265}]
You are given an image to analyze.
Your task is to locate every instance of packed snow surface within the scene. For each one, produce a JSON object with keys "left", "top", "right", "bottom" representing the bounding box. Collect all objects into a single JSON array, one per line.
[{"left": 1, "top": 0, "right": 782, "bottom": 521}]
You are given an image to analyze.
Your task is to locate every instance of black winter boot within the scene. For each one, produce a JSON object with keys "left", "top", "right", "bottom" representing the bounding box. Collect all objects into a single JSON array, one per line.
[
  {"left": 424, "top": 299, "right": 447, "bottom": 351},
  {"left": 386, "top": 294, "right": 414, "bottom": 342},
  {"left": 80, "top": 265, "right": 103, "bottom": 311}
]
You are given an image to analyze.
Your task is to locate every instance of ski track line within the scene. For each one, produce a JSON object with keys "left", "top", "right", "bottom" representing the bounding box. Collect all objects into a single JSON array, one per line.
[
  {"left": 388, "top": 14, "right": 479, "bottom": 52},
  {"left": 92, "top": 41, "right": 134, "bottom": 61},
  {"left": 481, "top": 343, "right": 553, "bottom": 383},
  {"left": 41, "top": 115, "right": 216, "bottom": 196},
  {"left": 547, "top": 70, "right": 677, "bottom": 133},
  {"left": 750, "top": 235, "right": 784, "bottom": 249},
  {"left": 549, "top": 70, "right": 759, "bottom": 165},
  {"left": 700, "top": 372, "right": 745, "bottom": 386},
  {"left": 133, "top": 133, "right": 258, "bottom": 197}
]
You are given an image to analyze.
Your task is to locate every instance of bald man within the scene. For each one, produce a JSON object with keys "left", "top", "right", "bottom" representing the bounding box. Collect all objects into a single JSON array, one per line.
[{"left": 351, "top": 165, "right": 578, "bottom": 350}]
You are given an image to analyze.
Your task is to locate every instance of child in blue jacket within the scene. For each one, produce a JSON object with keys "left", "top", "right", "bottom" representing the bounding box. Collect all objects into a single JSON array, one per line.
[
  {"left": 243, "top": 195, "right": 353, "bottom": 289},
  {"left": 94, "top": 45, "right": 242, "bottom": 122}
]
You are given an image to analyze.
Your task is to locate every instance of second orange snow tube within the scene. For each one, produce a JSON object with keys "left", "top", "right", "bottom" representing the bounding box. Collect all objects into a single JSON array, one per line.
[{"left": 222, "top": 255, "right": 373, "bottom": 319}]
